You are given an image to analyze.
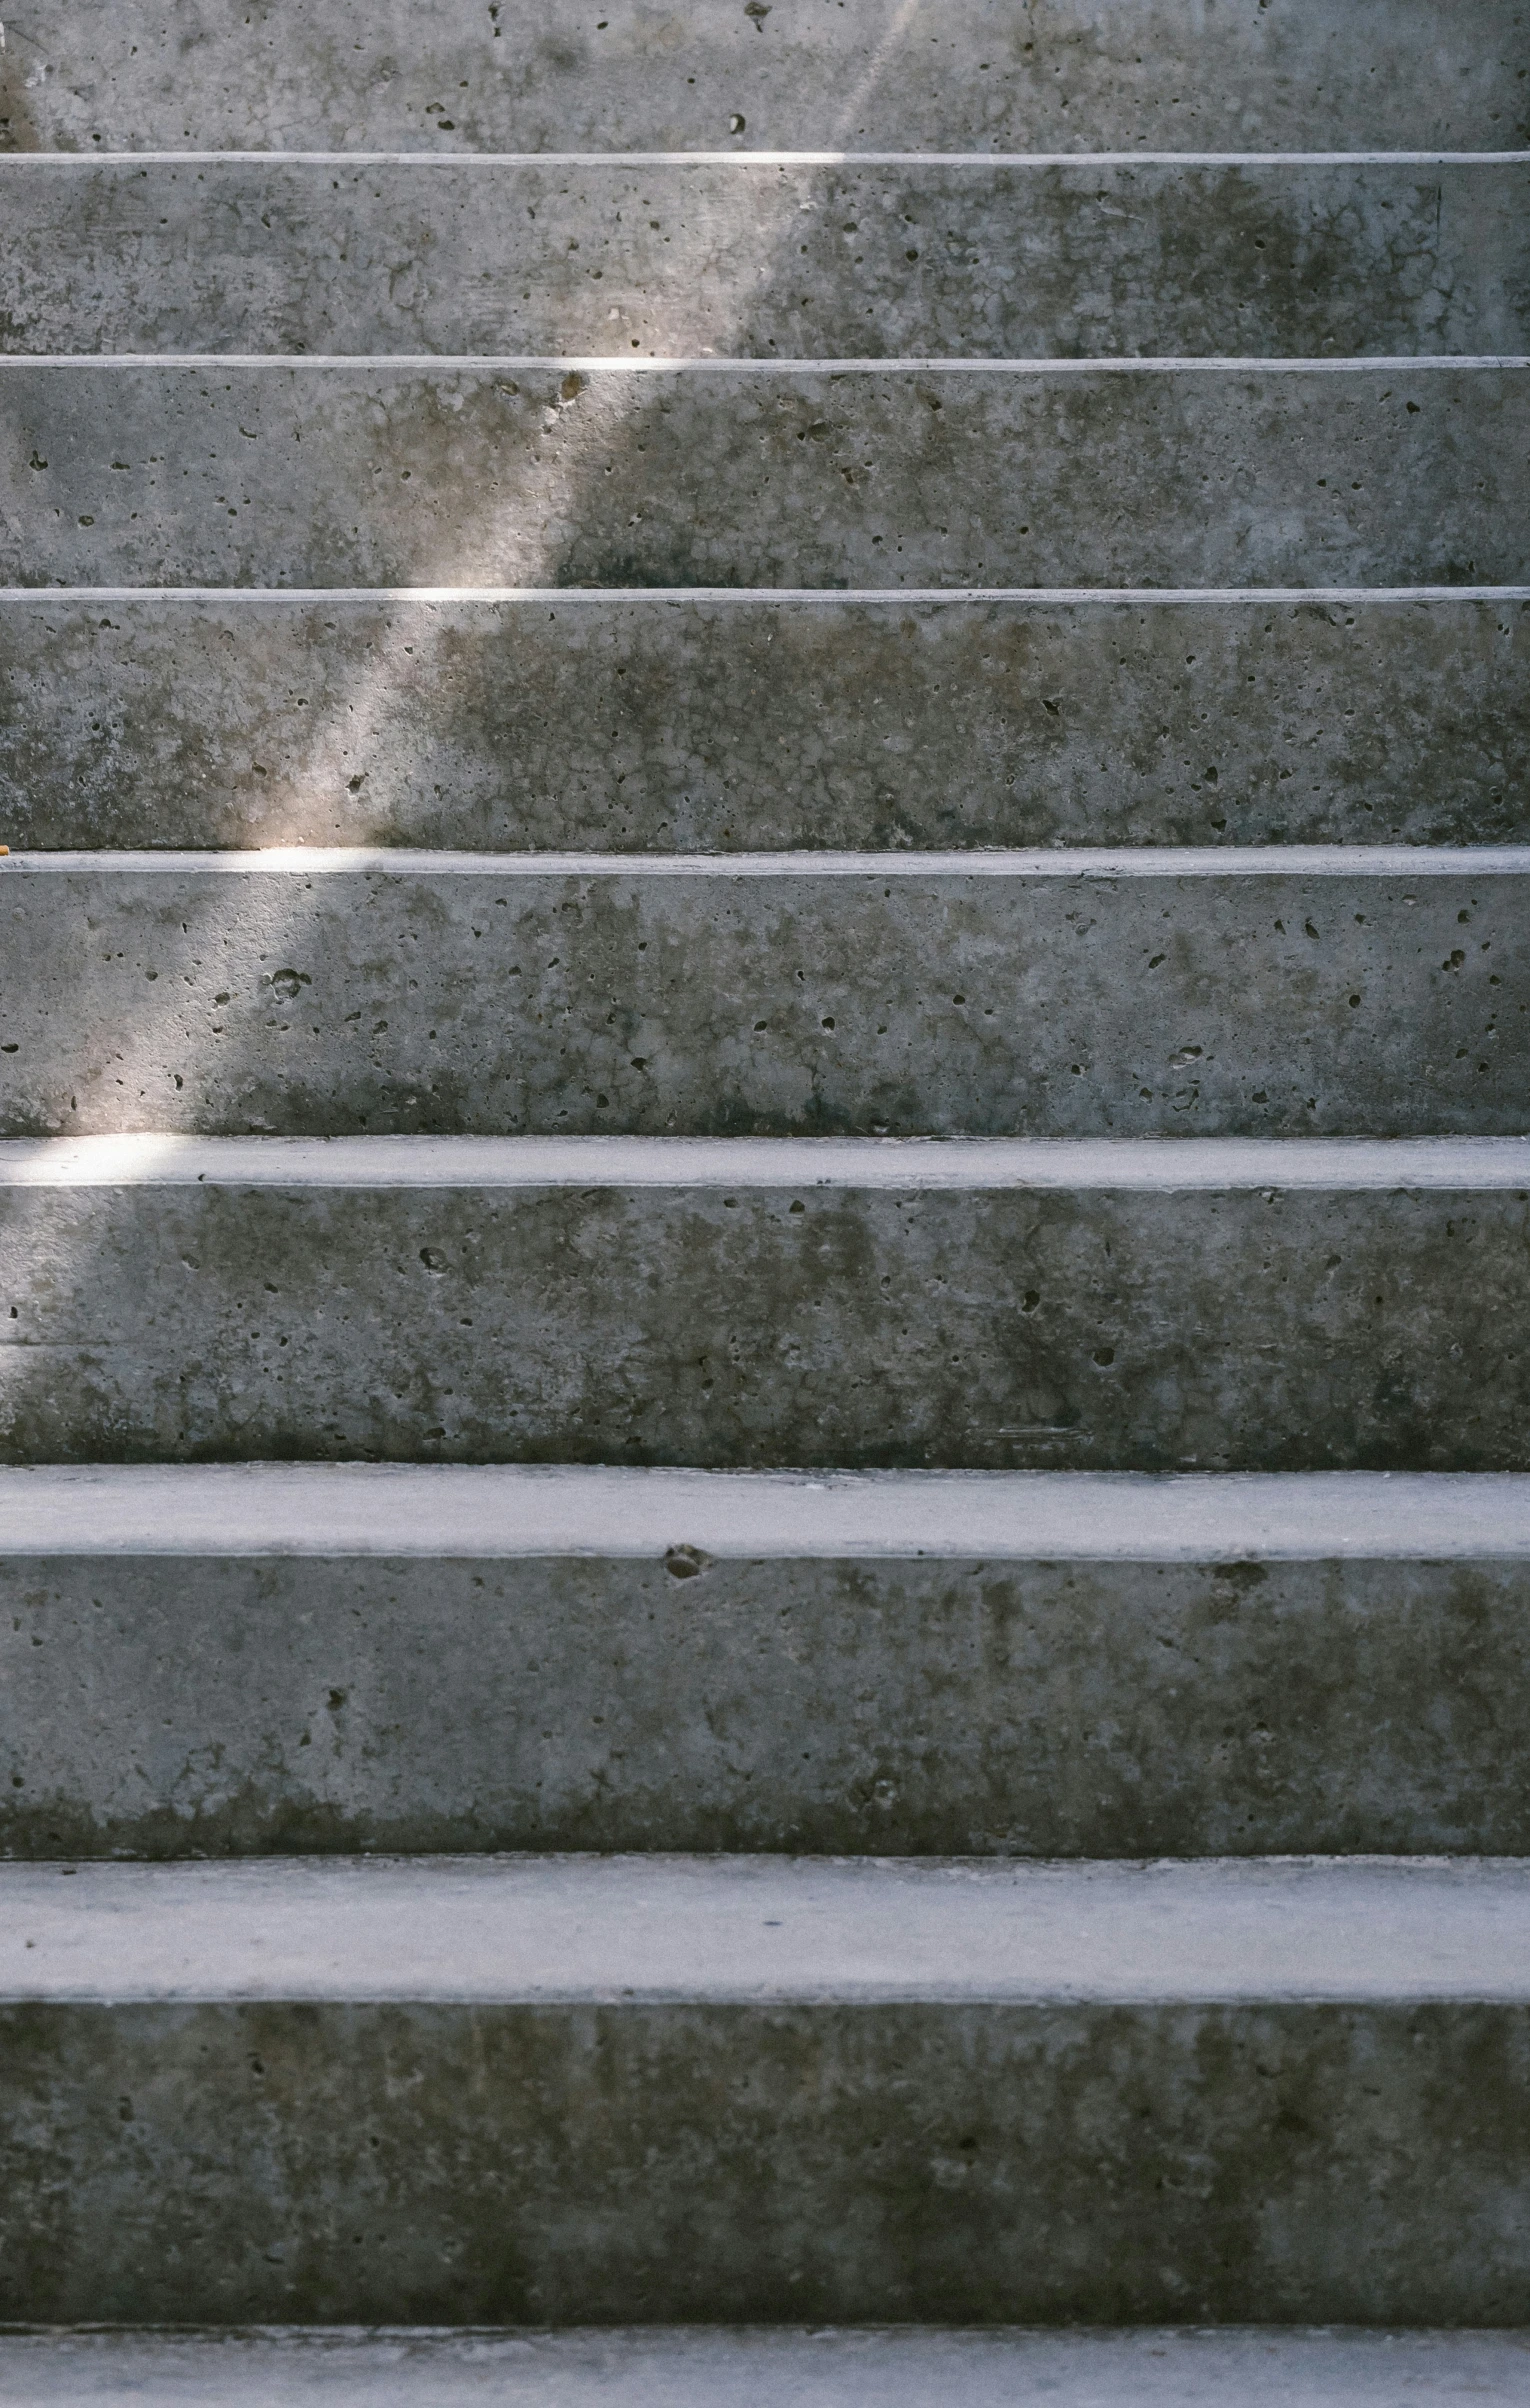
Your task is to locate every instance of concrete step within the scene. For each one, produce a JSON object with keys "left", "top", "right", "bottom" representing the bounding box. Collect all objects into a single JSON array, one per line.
[
  {"left": 7, "top": 156, "right": 1527, "bottom": 359},
  {"left": 2, "top": 1134, "right": 1528, "bottom": 1471},
  {"left": 6, "top": 1464, "right": 1530, "bottom": 1860},
  {"left": 3, "top": 846, "right": 1527, "bottom": 1142},
  {"left": 2, "top": 1852, "right": 1529, "bottom": 2321},
  {"left": 4, "top": 359, "right": 1524, "bottom": 588},
  {"left": 4, "top": 588, "right": 1524, "bottom": 855},
  {"left": 3, "top": 0, "right": 1522, "bottom": 154},
  {"left": 4, "top": 2328, "right": 1530, "bottom": 2408}
]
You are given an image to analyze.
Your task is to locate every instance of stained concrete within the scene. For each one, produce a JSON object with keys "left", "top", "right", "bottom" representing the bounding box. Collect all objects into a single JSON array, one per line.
[
  {"left": 4, "top": 2327, "right": 1530, "bottom": 2408},
  {"left": 1, "top": 0, "right": 1522, "bottom": 153},
  {"left": 2, "top": 1856, "right": 1530, "bottom": 2323},
  {"left": 3, "top": 853, "right": 1526, "bottom": 1139},
  {"left": 7, "top": 1549, "right": 1530, "bottom": 1858},
  {"left": 1, "top": 1161, "right": 1527, "bottom": 1468},
  {"left": 7, "top": 158, "right": 1526, "bottom": 358},
  {"left": 3, "top": 364, "right": 1524, "bottom": 589},
  {"left": 4, "top": 592, "right": 1525, "bottom": 854}
]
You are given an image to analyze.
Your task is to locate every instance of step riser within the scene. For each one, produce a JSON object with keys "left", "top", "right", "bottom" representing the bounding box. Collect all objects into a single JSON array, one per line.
[
  {"left": 5, "top": 595, "right": 1524, "bottom": 854},
  {"left": 4, "top": 1995, "right": 1527, "bottom": 2322},
  {"left": 8, "top": 161, "right": 1524, "bottom": 358},
  {"left": 5, "top": 367, "right": 1523, "bottom": 587},
  {"left": 3, "top": 866, "right": 1523, "bottom": 1140},
  {"left": 4, "top": 0, "right": 1521, "bottom": 152},
  {"left": 3, "top": 1182, "right": 1525, "bottom": 1468},
  {"left": 7, "top": 1553, "right": 1530, "bottom": 1859}
]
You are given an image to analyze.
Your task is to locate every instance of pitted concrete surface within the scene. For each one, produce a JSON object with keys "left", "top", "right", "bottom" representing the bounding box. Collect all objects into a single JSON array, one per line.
[
  {"left": 3, "top": 363, "right": 1524, "bottom": 588},
  {"left": 8, "top": 1544, "right": 1530, "bottom": 1857},
  {"left": 2, "top": 1860, "right": 1530, "bottom": 2322},
  {"left": 1, "top": 1162, "right": 1527, "bottom": 1466},
  {"left": 3, "top": 2328, "right": 1530, "bottom": 2408},
  {"left": 6, "top": 157, "right": 1525, "bottom": 358},
  {"left": 4, "top": 0, "right": 1523, "bottom": 153},
  {"left": 2, "top": 591, "right": 1527, "bottom": 853},
  {"left": 1, "top": 854, "right": 1525, "bottom": 1138}
]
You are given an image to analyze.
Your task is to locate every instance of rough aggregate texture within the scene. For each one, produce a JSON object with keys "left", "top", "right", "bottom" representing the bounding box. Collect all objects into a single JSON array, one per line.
[
  {"left": 1, "top": 0, "right": 1523, "bottom": 152},
  {"left": 2, "top": 866, "right": 1526, "bottom": 1139},
  {"left": 3, "top": 596, "right": 1525, "bottom": 853},
  {"left": 6, "top": 160, "right": 1525, "bottom": 359},
  {"left": 3, "top": 1996, "right": 1530, "bottom": 2322},
  {"left": 0, "top": 1182, "right": 1525, "bottom": 1469},
  {"left": 3, "top": 366, "right": 1524, "bottom": 588},
  {"left": 5, "top": 1553, "right": 1530, "bottom": 1860}
]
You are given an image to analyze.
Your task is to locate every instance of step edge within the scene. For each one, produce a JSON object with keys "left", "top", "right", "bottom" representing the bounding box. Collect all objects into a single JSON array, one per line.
[
  {"left": 3, "top": 1133, "right": 1528, "bottom": 1191},
  {"left": 8, "top": 350, "right": 1528, "bottom": 371},
  {"left": 5, "top": 1853, "right": 1530, "bottom": 2009},
  {"left": 7, "top": 845, "right": 1530, "bottom": 878},
  {"left": 7, "top": 584, "right": 1523, "bottom": 603},
  {"left": 5, "top": 1465, "right": 1530, "bottom": 1560}
]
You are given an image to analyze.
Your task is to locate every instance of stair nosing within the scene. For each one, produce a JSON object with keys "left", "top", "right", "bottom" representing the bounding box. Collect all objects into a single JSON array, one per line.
[
  {"left": 7, "top": 844, "right": 1530, "bottom": 878},
  {"left": 4, "top": 1853, "right": 1530, "bottom": 2007},
  {"left": 6, "top": 1463, "right": 1530, "bottom": 1562},
  {"left": 4, "top": 1133, "right": 1529, "bottom": 1191},
  {"left": 8, "top": 350, "right": 1526, "bottom": 371},
  {"left": 5, "top": 582, "right": 1526, "bottom": 603}
]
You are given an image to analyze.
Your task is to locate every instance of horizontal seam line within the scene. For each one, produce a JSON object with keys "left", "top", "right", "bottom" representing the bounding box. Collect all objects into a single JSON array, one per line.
[
  {"left": 5, "top": 352, "right": 1525, "bottom": 370},
  {"left": 3, "top": 586, "right": 1525, "bottom": 605},
  {"left": 8, "top": 848, "right": 1530, "bottom": 876},
  {"left": 5, "top": 150, "right": 1529, "bottom": 167}
]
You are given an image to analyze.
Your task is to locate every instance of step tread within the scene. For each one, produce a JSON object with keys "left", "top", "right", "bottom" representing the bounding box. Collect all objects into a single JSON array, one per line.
[
  {"left": 9, "top": 843, "right": 1530, "bottom": 876},
  {"left": 1, "top": 2327, "right": 1527, "bottom": 2407},
  {"left": 4, "top": 1855, "right": 1530, "bottom": 2004},
  {"left": 7, "top": 1464, "right": 1530, "bottom": 1560},
  {"left": 5, "top": 1133, "right": 1530, "bottom": 1188}
]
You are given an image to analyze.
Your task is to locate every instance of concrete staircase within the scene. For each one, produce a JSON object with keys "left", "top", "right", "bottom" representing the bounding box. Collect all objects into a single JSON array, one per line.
[{"left": 2, "top": 0, "right": 1529, "bottom": 2391}]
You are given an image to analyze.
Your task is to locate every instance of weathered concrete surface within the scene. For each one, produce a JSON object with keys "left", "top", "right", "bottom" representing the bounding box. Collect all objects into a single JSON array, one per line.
[
  {"left": 1, "top": 0, "right": 1523, "bottom": 153},
  {"left": 6, "top": 159, "right": 1525, "bottom": 359},
  {"left": 8, "top": 1549, "right": 1530, "bottom": 1858},
  {"left": 2, "top": 855, "right": 1526, "bottom": 1139},
  {"left": 3, "top": 365, "right": 1524, "bottom": 589},
  {"left": 4, "top": 2327, "right": 1530, "bottom": 2408},
  {"left": 4, "top": 594, "right": 1525, "bottom": 853},
  {"left": 2, "top": 1855, "right": 1530, "bottom": 2323},
  {"left": 1, "top": 1161, "right": 1527, "bottom": 1468}
]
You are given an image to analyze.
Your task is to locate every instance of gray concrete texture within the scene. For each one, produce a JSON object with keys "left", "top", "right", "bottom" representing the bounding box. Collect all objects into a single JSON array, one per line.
[
  {"left": 1, "top": 0, "right": 1523, "bottom": 153},
  {"left": 5, "top": 2327, "right": 1530, "bottom": 2408},
  {"left": 4, "top": 594, "right": 1524, "bottom": 854},
  {"left": 3, "top": 1993, "right": 1530, "bottom": 2321},
  {"left": 2, "top": 858, "right": 1526, "bottom": 1139},
  {"left": 6, "top": 159, "right": 1527, "bottom": 358},
  {"left": 3, "top": 364, "right": 1524, "bottom": 588},
  {"left": 7, "top": 1550, "right": 1530, "bottom": 1859},
  {"left": 2, "top": 1175, "right": 1527, "bottom": 1468},
  {"left": 2, "top": 1854, "right": 1529, "bottom": 2324}
]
